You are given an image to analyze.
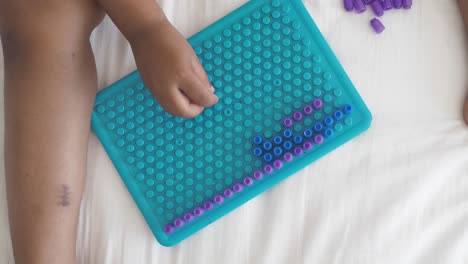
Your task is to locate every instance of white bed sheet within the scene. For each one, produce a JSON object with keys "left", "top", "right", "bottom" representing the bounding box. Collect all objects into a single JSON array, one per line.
[{"left": 1, "top": 0, "right": 468, "bottom": 263}]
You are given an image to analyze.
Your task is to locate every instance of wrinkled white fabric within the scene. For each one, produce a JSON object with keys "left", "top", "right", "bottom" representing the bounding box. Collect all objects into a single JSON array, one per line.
[{"left": 1, "top": 1, "right": 467, "bottom": 263}]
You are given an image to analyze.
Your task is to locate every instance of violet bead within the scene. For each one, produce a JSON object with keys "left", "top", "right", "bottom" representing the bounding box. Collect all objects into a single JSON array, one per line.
[
  {"left": 194, "top": 207, "right": 204, "bottom": 216},
  {"left": 370, "top": 18, "right": 385, "bottom": 34},
  {"left": 233, "top": 183, "right": 244, "bottom": 192},
  {"left": 253, "top": 170, "right": 264, "bottom": 180},
  {"left": 174, "top": 218, "right": 185, "bottom": 228},
  {"left": 243, "top": 177, "right": 254, "bottom": 186},
  {"left": 363, "top": 0, "right": 374, "bottom": 4},
  {"left": 393, "top": 0, "right": 402, "bottom": 9},
  {"left": 381, "top": 0, "right": 393, "bottom": 10},
  {"left": 283, "top": 118, "right": 293, "bottom": 127},
  {"left": 214, "top": 195, "right": 224, "bottom": 204},
  {"left": 284, "top": 152, "right": 293, "bottom": 162},
  {"left": 294, "top": 147, "right": 303, "bottom": 156},
  {"left": 183, "top": 213, "right": 194, "bottom": 222},
  {"left": 370, "top": 1, "right": 384, "bottom": 17},
  {"left": 264, "top": 164, "right": 274, "bottom": 174},
  {"left": 224, "top": 188, "right": 234, "bottom": 198},
  {"left": 293, "top": 111, "right": 303, "bottom": 121},
  {"left": 303, "top": 141, "right": 313, "bottom": 151},
  {"left": 164, "top": 224, "right": 175, "bottom": 234},
  {"left": 273, "top": 160, "right": 283, "bottom": 169},
  {"left": 313, "top": 99, "right": 323, "bottom": 110},
  {"left": 204, "top": 201, "right": 214, "bottom": 210},
  {"left": 303, "top": 105, "right": 313, "bottom": 115},
  {"left": 343, "top": 0, "right": 353, "bottom": 11},
  {"left": 314, "top": 135, "right": 324, "bottom": 145},
  {"left": 402, "top": 0, "right": 411, "bottom": 9},
  {"left": 353, "top": 0, "right": 367, "bottom": 13}
]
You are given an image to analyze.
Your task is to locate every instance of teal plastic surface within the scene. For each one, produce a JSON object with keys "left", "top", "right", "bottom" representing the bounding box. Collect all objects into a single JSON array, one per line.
[{"left": 91, "top": 0, "right": 372, "bottom": 246}]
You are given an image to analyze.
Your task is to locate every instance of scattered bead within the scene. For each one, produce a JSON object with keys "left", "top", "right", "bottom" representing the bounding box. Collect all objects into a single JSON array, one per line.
[
  {"left": 370, "top": 1, "right": 384, "bottom": 17},
  {"left": 370, "top": 18, "right": 385, "bottom": 34},
  {"left": 344, "top": 0, "right": 354, "bottom": 11},
  {"left": 381, "top": 0, "right": 393, "bottom": 10},
  {"left": 402, "top": 0, "right": 412, "bottom": 9},
  {"left": 354, "top": 0, "right": 367, "bottom": 13},
  {"left": 284, "top": 152, "right": 293, "bottom": 162},
  {"left": 393, "top": 0, "right": 402, "bottom": 9}
]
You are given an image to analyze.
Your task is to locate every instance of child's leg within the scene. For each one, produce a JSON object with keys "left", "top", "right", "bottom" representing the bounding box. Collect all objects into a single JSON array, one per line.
[{"left": 1, "top": 2, "right": 102, "bottom": 264}]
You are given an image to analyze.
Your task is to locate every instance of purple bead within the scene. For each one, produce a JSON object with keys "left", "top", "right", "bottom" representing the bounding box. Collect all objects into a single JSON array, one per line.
[
  {"left": 303, "top": 105, "right": 313, "bottom": 115},
  {"left": 284, "top": 152, "right": 293, "bottom": 162},
  {"left": 224, "top": 188, "right": 234, "bottom": 198},
  {"left": 303, "top": 141, "right": 313, "bottom": 151},
  {"left": 402, "top": 0, "right": 411, "bottom": 9},
  {"left": 393, "top": 0, "right": 402, "bottom": 9},
  {"left": 294, "top": 147, "right": 303, "bottom": 156},
  {"left": 164, "top": 224, "right": 175, "bottom": 234},
  {"left": 233, "top": 183, "right": 244, "bottom": 192},
  {"left": 214, "top": 195, "right": 224, "bottom": 204},
  {"left": 370, "top": 1, "right": 384, "bottom": 16},
  {"left": 314, "top": 135, "right": 324, "bottom": 145},
  {"left": 174, "top": 218, "right": 185, "bottom": 228},
  {"left": 183, "top": 213, "right": 194, "bottom": 222},
  {"left": 194, "top": 207, "right": 204, "bottom": 216},
  {"left": 381, "top": 0, "right": 393, "bottom": 10},
  {"left": 293, "top": 112, "right": 303, "bottom": 121},
  {"left": 343, "top": 0, "right": 353, "bottom": 11},
  {"left": 370, "top": 18, "right": 385, "bottom": 34},
  {"left": 243, "top": 177, "right": 254, "bottom": 186},
  {"left": 363, "top": 0, "right": 374, "bottom": 4},
  {"left": 283, "top": 118, "right": 293, "bottom": 127},
  {"left": 264, "top": 164, "right": 274, "bottom": 174},
  {"left": 204, "top": 201, "right": 214, "bottom": 210},
  {"left": 273, "top": 160, "right": 283, "bottom": 169},
  {"left": 253, "top": 170, "right": 264, "bottom": 180},
  {"left": 353, "top": 0, "right": 367, "bottom": 13},
  {"left": 313, "top": 99, "right": 323, "bottom": 110}
]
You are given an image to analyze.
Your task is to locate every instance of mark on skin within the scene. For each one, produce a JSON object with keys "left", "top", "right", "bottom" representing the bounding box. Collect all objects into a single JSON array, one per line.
[{"left": 58, "top": 184, "right": 71, "bottom": 207}]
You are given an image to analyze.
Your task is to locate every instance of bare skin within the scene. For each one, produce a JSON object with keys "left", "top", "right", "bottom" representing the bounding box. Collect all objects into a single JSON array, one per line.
[{"left": 0, "top": 1, "right": 466, "bottom": 264}]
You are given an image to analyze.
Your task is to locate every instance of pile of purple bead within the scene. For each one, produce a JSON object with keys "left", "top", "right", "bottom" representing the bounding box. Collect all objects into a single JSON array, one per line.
[{"left": 343, "top": 0, "right": 413, "bottom": 33}]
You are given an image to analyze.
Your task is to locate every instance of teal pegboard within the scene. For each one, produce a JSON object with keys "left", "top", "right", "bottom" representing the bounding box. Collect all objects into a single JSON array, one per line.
[{"left": 92, "top": 0, "right": 372, "bottom": 246}]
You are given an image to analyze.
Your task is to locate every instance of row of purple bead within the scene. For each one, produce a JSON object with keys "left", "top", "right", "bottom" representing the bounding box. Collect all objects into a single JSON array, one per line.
[
  {"left": 163, "top": 100, "right": 328, "bottom": 234},
  {"left": 344, "top": 0, "right": 413, "bottom": 34}
]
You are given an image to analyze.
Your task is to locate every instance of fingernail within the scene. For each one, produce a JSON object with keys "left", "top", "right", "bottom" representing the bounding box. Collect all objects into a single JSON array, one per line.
[{"left": 210, "top": 86, "right": 215, "bottom": 93}]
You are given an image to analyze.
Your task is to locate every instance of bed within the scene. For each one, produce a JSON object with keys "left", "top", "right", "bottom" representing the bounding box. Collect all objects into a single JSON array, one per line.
[{"left": 1, "top": 0, "right": 467, "bottom": 263}]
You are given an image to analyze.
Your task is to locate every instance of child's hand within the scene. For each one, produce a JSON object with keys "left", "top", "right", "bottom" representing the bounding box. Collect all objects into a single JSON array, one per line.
[{"left": 129, "top": 20, "right": 218, "bottom": 118}]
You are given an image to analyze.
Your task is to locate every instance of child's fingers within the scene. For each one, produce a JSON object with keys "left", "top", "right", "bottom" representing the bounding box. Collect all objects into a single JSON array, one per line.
[
  {"left": 191, "top": 56, "right": 213, "bottom": 92},
  {"left": 179, "top": 76, "right": 218, "bottom": 107},
  {"left": 157, "top": 87, "right": 204, "bottom": 118}
]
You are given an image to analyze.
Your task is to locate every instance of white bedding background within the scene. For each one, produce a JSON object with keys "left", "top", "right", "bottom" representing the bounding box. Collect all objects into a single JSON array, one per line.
[{"left": 1, "top": 1, "right": 468, "bottom": 263}]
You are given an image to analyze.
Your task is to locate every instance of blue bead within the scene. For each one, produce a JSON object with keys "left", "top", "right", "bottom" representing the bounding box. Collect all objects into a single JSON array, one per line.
[
  {"left": 273, "top": 147, "right": 283, "bottom": 156},
  {"left": 264, "top": 153, "right": 273, "bottom": 162},
  {"left": 263, "top": 141, "right": 273, "bottom": 151},
  {"left": 314, "top": 123, "right": 323, "bottom": 132},
  {"left": 294, "top": 135, "right": 303, "bottom": 144},
  {"left": 253, "top": 147, "right": 263, "bottom": 157},
  {"left": 283, "top": 129, "right": 293, "bottom": 138},
  {"left": 324, "top": 129, "right": 333, "bottom": 138},
  {"left": 303, "top": 129, "right": 313, "bottom": 138},
  {"left": 273, "top": 136, "right": 283, "bottom": 145},
  {"left": 324, "top": 116, "right": 334, "bottom": 127},
  {"left": 283, "top": 141, "right": 293, "bottom": 150},
  {"left": 334, "top": 111, "right": 343, "bottom": 120},
  {"left": 253, "top": 135, "right": 263, "bottom": 144},
  {"left": 344, "top": 105, "right": 353, "bottom": 115}
]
